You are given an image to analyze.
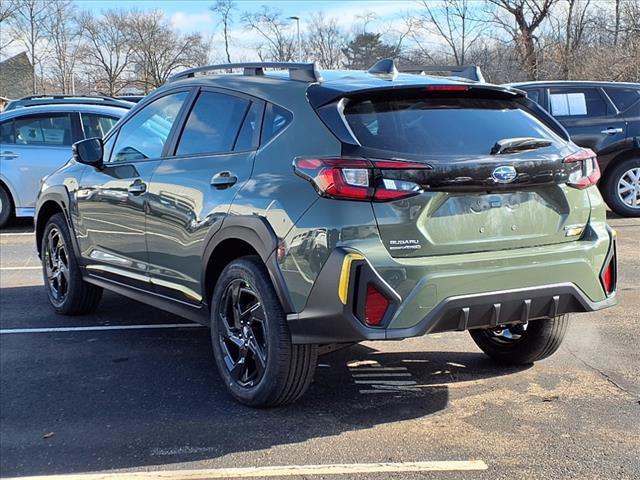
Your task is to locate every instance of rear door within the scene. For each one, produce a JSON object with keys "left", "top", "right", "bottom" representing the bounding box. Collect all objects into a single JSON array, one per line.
[
  {"left": 546, "top": 86, "right": 626, "bottom": 154},
  {"left": 145, "top": 88, "right": 263, "bottom": 303},
  {"left": 340, "top": 92, "right": 592, "bottom": 257}
]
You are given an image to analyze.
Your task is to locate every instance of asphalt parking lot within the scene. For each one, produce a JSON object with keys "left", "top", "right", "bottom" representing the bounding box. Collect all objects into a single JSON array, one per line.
[{"left": 1, "top": 215, "right": 639, "bottom": 480}]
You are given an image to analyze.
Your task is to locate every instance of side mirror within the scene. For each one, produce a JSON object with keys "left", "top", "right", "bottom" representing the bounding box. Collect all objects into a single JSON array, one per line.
[{"left": 72, "top": 137, "right": 103, "bottom": 168}]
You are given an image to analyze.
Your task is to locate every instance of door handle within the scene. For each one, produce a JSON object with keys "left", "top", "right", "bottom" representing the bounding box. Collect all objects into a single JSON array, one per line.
[
  {"left": 0, "top": 151, "right": 18, "bottom": 159},
  {"left": 128, "top": 180, "right": 147, "bottom": 195},
  {"left": 211, "top": 171, "right": 238, "bottom": 189},
  {"left": 601, "top": 127, "right": 623, "bottom": 135}
]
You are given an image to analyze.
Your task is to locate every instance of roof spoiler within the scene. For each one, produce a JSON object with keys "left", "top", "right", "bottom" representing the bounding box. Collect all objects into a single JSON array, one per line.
[
  {"left": 400, "top": 65, "right": 485, "bottom": 82},
  {"left": 170, "top": 62, "right": 322, "bottom": 83}
]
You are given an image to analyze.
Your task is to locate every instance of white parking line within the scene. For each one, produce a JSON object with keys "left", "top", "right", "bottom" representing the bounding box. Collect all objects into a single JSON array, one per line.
[
  {"left": 14, "top": 460, "right": 489, "bottom": 479},
  {"left": 0, "top": 324, "right": 204, "bottom": 334},
  {"left": 0, "top": 232, "right": 34, "bottom": 236},
  {"left": 0, "top": 266, "right": 41, "bottom": 271}
]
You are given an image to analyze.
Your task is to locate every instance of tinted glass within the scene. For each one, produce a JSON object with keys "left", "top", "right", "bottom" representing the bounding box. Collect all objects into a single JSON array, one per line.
[
  {"left": 604, "top": 87, "right": 640, "bottom": 112},
  {"left": 177, "top": 92, "right": 249, "bottom": 156},
  {"left": 549, "top": 88, "right": 607, "bottom": 117},
  {"left": 235, "top": 102, "right": 262, "bottom": 151},
  {"left": 344, "top": 97, "right": 563, "bottom": 156},
  {"left": 261, "top": 104, "right": 292, "bottom": 143},
  {"left": 13, "top": 114, "right": 72, "bottom": 146},
  {"left": 525, "top": 89, "right": 540, "bottom": 104},
  {"left": 0, "top": 120, "right": 14, "bottom": 144},
  {"left": 111, "top": 91, "right": 188, "bottom": 163},
  {"left": 81, "top": 113, "right": 119, "bottom": 139}
]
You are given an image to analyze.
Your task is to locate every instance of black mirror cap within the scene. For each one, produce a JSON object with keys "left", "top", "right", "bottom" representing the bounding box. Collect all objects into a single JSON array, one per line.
[{"left": 72, "top": 137, "right": 104, "bottom": 168}]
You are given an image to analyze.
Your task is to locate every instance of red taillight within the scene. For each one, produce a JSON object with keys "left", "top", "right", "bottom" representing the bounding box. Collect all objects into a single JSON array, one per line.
[
  {"left": 564, "top": 148, "right": 601, "bottom": 189},
  {"left": 364, "top": 283, "right": 389, "bottom": 326},
  {"left": 293, "top": 157, "right": 429, "bottom": 202},
  {"left": 425, "top": 85, "right": 470, "bottom": 91}
]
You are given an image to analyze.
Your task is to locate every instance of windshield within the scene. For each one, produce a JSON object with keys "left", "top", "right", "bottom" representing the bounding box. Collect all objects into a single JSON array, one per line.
[{"left": 344, "top": 97, "right": 564, "bottom": 157}]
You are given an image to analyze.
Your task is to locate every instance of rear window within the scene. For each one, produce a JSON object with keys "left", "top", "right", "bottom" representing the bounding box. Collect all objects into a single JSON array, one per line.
[{"left": 344, "top": 97, "right": 563, "bottom": 156}]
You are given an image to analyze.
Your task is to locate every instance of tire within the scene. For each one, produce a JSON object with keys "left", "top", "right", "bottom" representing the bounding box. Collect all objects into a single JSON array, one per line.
[
  {"left": 601, "top": 158, "right": 640, "bottom": 217},
  {"left": 469, "top": 315, "right": 569, "bottom": 365},
  {"left": 0, "top": 186, "right": 13, "bottom": 228},
  {"left": 210, "top": 256, "right": 317, "bottom": 407},
  {"left": 41, "top": 213, "right": 103, "bottom": 315}
]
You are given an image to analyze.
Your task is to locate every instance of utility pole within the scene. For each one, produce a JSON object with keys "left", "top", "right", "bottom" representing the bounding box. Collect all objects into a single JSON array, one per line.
[{"left": 288, "top": 16, "right": 301, "bottom": 62}]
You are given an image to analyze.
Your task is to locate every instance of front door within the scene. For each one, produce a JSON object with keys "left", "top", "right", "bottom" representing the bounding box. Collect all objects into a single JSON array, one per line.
[
  {"left": 75, "top": 90, "right": 192, "bottom": 290},
  {"left": 145, "top": 88, "right": 264, "bottom": 304}
]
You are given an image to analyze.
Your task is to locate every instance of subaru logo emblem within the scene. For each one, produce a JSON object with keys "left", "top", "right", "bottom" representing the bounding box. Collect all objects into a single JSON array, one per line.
[{"left": 492, "top": 165, "right": 517, "bottom": 184}]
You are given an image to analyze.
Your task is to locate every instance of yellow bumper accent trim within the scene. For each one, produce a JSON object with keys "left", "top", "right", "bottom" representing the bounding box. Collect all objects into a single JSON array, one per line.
[{"left": 338, "top": 253, "right": 364, "bottom": 304}]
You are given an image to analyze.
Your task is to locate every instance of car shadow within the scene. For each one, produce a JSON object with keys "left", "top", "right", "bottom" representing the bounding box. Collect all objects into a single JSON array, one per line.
[{"left": 0, "top": 286, "right": 529, "bottom": 476}]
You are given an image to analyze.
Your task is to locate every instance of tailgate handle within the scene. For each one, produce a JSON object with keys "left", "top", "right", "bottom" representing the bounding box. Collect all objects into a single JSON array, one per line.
[{"left": 601, "top": 127, "right": 623, "bottom": 135}]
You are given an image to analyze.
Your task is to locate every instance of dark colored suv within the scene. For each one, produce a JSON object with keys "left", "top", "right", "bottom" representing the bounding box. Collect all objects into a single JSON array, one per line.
[
  {"left": 35, "top": 62, "right": 617, "bottom": 407},
  {"left": 508, "top": 81, "right": 640, "bottom": 216}
]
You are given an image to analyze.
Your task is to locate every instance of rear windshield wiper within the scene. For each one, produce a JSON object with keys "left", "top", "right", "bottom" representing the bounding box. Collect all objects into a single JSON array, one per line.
[{"left": 490, "top": 137, "right": 552, "bottom": 155}]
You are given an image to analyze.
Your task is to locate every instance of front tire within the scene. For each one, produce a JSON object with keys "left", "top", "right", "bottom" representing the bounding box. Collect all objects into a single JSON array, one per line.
[
  {"left": 41, "top": 213, "right": 103, "bottom": 315},
  {"left": 602, "top": 158, "right": 640, "bottom": 217},
  {"left": 210, "top": 256, "right": 317, "bottom": 407},
  {"left": 469, "top": 315, "right": 569, "bottom": 365},
  {"left": 0, "top": 186, "right": 13, "bottom": 228}
]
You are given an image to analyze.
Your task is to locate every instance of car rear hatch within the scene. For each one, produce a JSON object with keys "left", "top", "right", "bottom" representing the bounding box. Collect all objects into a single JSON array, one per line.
[{"left": 307, "top": 84, "right": 597, "bottom": 257}]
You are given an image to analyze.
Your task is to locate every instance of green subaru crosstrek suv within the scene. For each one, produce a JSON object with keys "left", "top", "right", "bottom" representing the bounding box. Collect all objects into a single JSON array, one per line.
[{"left": 35, "top": 61, "right": 618, "bottom": 407}]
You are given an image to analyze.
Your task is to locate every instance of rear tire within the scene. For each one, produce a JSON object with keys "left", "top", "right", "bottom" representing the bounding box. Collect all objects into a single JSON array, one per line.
[
  {"left": 601, "top": 158, "right": 640, "bottom": 217},
  {"left": 41, "top": 213, "right": 103, "bottom": 315},
  {"left": 469, "top": 315, "right": 569, "bottom": 365},
  {"left": 210, "top": 256, "right": 317, "bottom": 407},
  {"left": 0, "top": 186, "right": 13, "bottom": 228}
]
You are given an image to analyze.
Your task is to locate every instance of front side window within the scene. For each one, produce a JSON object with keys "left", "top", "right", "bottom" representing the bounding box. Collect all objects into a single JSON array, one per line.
[
  {"left": 81, "top": 113, "right": 119, "bottom": 139},
  {"left": 0, "top": 120, "right": 14, "bottom": 144},
  {"left": 176, "top": 92, "right": 250, "bottom": 156},
  {"left": 344, "top": 96, "right": 563, "bottom": 156},
  {"left": 549, "top": 88, "right": 607, "bottom": 117},
  {"left": 13, "top": 114, "right": 72, "bottom": 146},
  {"left": 604, "top": 87, "right": 640, "bottom": 112},
  {"left": 111, "top": 91, "right": 188, "bottom": 163}
]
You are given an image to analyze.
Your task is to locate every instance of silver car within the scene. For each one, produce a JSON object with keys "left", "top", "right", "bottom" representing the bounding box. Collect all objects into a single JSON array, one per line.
[{"left": 0, "top": 103, "right": 128, "bottom": 227}]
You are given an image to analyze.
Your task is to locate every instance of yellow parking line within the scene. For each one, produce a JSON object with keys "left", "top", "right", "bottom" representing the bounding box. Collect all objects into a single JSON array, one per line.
[{"left": 13, "top": 461, "right": 488, "bottom": 479}]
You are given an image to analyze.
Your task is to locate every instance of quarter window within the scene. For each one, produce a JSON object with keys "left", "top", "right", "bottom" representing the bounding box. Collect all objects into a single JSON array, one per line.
[
  {"left": 262, "top": 104, "right": 292, "bottom": 143},
  {"left": 549, "top": 88, "right": 607, "bottom": 117},
  {"left": 81, "top": 113, "right": 119, "bottom": 139},
  {"left": 111, "top": 91, "right": 188, "bottom": 163},
  {"left": 176, "top": 91, "right": 250, "bottom": 156},
  {"left": 13, "top": 114, "right": 72, "bottom": 146}
]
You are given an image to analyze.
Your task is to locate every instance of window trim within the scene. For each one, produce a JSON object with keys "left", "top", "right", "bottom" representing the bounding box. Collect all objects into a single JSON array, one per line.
[
  {"left": 167, "top": 86, "right": 266, "bottom": 160},
  {"left": 104, "top": 87, "right": 197, "bottom": 165}
]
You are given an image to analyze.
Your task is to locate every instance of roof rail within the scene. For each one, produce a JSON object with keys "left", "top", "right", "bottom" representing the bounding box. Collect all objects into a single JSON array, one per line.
[
  {"left": 170, "top": 62, "right": 321, "bottom": 83},
  {"left": 19, "top": 94, "right": 121, "bottom": 101},
  {"left": 399, "top": 65, "right": 485, "bottom": 82}
]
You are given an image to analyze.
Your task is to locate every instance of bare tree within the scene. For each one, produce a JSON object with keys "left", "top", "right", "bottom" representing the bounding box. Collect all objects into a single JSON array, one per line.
[
  {"left": 0, "top": 0, "right": 19, "bottom": 54},
  {"left": 241, "top": 6, "right": 295, "bottom": 62},
  {"left": 10, "top": 0, "right": 50, "bottom": 93},
  {"left": 411, "top": 0, "right": 488, "bottom": 66},
  {"left": 210, "top": 0, "right": 235, "bottom": 63},
  {"left": 128, "top": 10, "right": 208, "bottom": 92},
  {"left": 304, "top": 12, "right": 345, "bottom": 68},
  {"left": 45, "top": 0, "right": 83, "bottom": 93},
  {"left": 488, "top": 0, "right": 559, "bottom": 79},
  {"left": 78, "top": 9, "right": 134, "bottom": 96}
]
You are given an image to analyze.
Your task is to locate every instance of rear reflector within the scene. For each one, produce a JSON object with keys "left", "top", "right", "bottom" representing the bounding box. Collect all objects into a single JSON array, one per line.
[
  {"left": 364, "top": 283, "right": 390, "bottom": 326},
  {"left": 425, "top": 85, "right": 470, "bottom": 91},
  {"left": 603, "top": 261, "right": 614, "bottom": 295}
]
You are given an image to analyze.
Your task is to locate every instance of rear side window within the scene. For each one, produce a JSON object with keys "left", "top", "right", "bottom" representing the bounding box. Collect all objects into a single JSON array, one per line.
[
  {"left": 549, "top": 88, "right": 607, "bottom": 117},
  {"left": 261, "top": 104, "right": 292, "bottom": 144},
  {"left": 604, "top": 87, "right": 640, "bottom": 112},
  {"left": 344, "top": 97, "right": 562, "bottom": 156},
  {"left": 176, "top": 91, "right": 249, "bottom": 156},
  {"left": 81, "top": 113, "right": 119, "bottom": 139},
  {"left": 13, "top": 114, "right": 72, "bottom": 146}
]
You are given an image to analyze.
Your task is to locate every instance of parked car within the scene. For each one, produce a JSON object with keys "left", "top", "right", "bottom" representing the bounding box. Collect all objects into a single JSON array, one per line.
[
  {"left": 35, "top": 61, "right": 617, "bottom": 407},
  {"left": 3, "top": 94, "right": 134, "bottom": 111},
  {"left": 507, "top": 81, "right": 640, "bottom": 217},
  {"left": 0, "top": 103, "right": 129, "bottom": 227},
  {"left": 116, "top": 95, "right": 145, "bottom": 103}
]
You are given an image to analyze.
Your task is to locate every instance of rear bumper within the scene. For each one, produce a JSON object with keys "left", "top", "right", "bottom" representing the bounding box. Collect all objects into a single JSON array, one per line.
[{"left": 287, "top": 230, "right": 617, "bottom": 344}]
